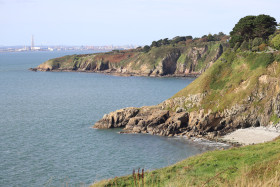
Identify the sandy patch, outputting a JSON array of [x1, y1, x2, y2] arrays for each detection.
[[221, 126, 280, 145]]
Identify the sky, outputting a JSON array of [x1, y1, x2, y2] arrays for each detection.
[[0, 0, 279, 46]]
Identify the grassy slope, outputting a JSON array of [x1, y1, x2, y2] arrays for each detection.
[[173, 50, 280, 113], [92, 138, 280, 187]]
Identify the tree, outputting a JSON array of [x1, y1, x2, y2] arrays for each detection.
[[252, 37, 264, 48], [150, 41, 159, 48], [162, 38, 170, 45], [240, 40, 249, 51], [229, 35, 243, 47], [157, 39, 163, 46], [172, 36, 186, 44], [254, 14, 277, 39], [143, 45, 150, 53], [230, 15, 256, 41], [229, 15, 277, 48], [207, 34, 215, 41]]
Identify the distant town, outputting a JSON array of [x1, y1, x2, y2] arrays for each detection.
[[0, 35, 138, 53], [0, 45, 138, 53]]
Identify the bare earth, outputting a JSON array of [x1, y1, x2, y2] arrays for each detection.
[[221, 126, 280, 145]]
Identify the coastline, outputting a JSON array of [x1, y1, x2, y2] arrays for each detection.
[[117, 126, 280, 147], [29, 68, 201, 78]]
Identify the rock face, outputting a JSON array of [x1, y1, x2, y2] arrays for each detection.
[[94, 107, 139, 128], [32, 42, 226, 77], [94, 105, 191, 137], [151, 50, 181, 76], [93, 90, 280, 139]]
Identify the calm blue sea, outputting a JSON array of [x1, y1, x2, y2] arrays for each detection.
[[0, 51, 223, 186]]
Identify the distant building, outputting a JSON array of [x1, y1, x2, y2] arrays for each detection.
[[31, 35, 35, 50]]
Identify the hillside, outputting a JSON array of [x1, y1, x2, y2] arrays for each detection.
[[31, 41, 226, 77]]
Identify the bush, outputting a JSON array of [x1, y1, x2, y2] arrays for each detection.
[[207, 34, 215, 41], [240, 41, 249, 51], [252, 37, 264, 48], [275, 53, 280, 62], [229, 35, 243, 48], [271, 34, 280, 50], [252, 46, 259, 52], [143, 45, 150, 53], [258, 43, 267, 51], [233, 42, 241, 51]]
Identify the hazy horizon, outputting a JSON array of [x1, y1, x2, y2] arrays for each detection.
[[1, 0, 279, 46]]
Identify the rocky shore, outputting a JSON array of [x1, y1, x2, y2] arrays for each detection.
[[93, 96, 280, 145], [95, 95, 279, 139]]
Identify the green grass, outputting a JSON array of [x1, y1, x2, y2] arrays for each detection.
[[173, 50, 279, 113], [91, 138, 280, 187], [246, 53, 274, 70]]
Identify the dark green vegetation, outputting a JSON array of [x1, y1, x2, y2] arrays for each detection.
[[145, 32, 228, 52], [91, 138, 280, 187], [271, 33, 280, 50], [229, 14, 278, 51]]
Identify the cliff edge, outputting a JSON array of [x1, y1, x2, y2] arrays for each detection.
[[31, 41, 225, 77]]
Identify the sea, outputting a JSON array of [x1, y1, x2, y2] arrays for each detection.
[[0, 51, 227, 186]]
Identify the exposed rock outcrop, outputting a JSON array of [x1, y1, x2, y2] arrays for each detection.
[[94, 105, 191, 137], [94, 107, 139, 128]]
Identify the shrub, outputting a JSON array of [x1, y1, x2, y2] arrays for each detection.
[[142, 45, 150, 53], [258, 43, 267, 51], [207, 34, 215, 41], [240, 41, 249, 51], [252, 46, 259, 52], [275, 53, 280, 62], [252, 37, 264, 48], [271, 34, 280, 50], [233, 42, 241, 51]]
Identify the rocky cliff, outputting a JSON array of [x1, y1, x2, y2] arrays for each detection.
[[94, 50, 280, 140], [32, 41, 225, 77]]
